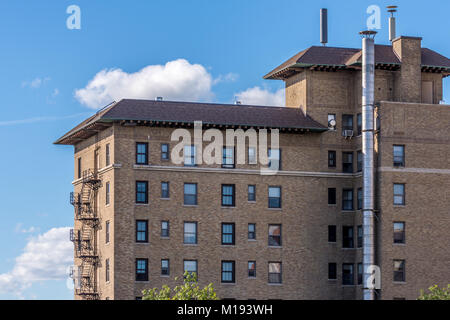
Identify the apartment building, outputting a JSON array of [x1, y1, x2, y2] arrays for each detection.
[[55, 34, 450, 300]]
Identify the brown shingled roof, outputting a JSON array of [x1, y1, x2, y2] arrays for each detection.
[[55, 99, 327, 145], [265, 44, 450, 79]]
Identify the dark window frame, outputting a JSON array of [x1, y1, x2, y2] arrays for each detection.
[[161, 221, 170, 238], [221, 261, 236, 283], [393, 145, 405, 167], [393, 260, 406, 282], [77, 157, 82, 179], [221, 223, 235, 245], [221, 184, 236, 207], [328, 225, 337, 243], [248, 261, 256, 278], [357, 225, 363, 248], [248, 223, 256, 240], [136, 181, 149, 204], [222, 146, 235, 169], [328, 151, 336, 168], [161, 143, 170, 161], [357, 113, 362, 136], [105, 143, 110, 166], [357, 263, 363, 285], [268, 262, 282, 284], [328, 188, 336, 205], [136, 258, 148, 282], [136, 220, 148, 243], [105, 258, 110, 282], [184, 145, 197, 167], [184, 183, 198, 205], [183, 221, 197, 244], [342, 114, 354, 132], [393, 222, 405, 244], [357, 188, 363, 210], [105, 220, 110, 244], [268, 148, 282, 171], [342, 152, 354, 173], [357, 150, 363, 172], [328, 263, 337, 280], [342, 189, 354, 211], [248, 185, 256, 202], [161, 259, 170, 276], [136, 142, 149, 165], [161, 181, 170, 199], [105, 181, 110, 205], [342, 263, 354, 285], [394, 183, 405, 205], [268, 186, 281, 209], [343, 226, 354, 248], [268, 224, 282, 247], [184, 259, 198, 277]]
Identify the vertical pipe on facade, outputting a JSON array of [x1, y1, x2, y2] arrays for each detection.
[[361, 31, 376, 300]]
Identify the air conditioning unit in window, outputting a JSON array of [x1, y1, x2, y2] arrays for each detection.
[[343, 130, 354, 138]]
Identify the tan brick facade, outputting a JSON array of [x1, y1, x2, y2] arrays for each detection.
[[65, 35, 450, 300]]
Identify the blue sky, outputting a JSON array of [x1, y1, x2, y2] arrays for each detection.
[[0, 0, 448, 299]]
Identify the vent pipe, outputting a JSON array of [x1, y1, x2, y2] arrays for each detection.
[[320, 9, 328, 46], [360, 30, 377, 301], [387, 6, 397, 42]]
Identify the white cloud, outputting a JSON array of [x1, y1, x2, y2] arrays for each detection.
[[0, 112, 90, 127], [234, 86, 285, 106], [0, 227, 73, 297], [212, 72, 239, 85], [14, 223, 39, 234], [22, 77, 51, 89], [75, 59, 216, 109]]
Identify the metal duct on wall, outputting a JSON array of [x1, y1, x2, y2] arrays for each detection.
[[360, 30, 377, 301]]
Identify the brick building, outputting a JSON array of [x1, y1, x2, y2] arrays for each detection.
[[55, 34, 450, 300]]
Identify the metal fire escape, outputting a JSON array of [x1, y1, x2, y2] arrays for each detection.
[[69, 169, 102, 300]]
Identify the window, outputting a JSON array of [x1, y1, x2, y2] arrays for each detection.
[[161, 182, 169, 199], [342, 263, 354, 285], [136, 181, 148, 204], [328, 151, 336, 168], [221, 261, 235, 283], [268, 224, 282, 247], [328, 225, 336, 243], [105, 221, 110, 244], [161, 221, 169, 238], [161, 143, 169, 161], [357, 225, 363, 248], [268, 186, 281, 208], [328, 114, 336, 130], [328, 263, 337, 280], [394, 184, 405, 205], [222, 223, 235, 245], [342, 189, 354, 210], [184, 260, 197, 277], [248, 147, 256, 164], [184, 145, 196, 166], [342, 152, 353, 173], [248, 185, 256, 202], [248, 224, 256, 240], [161, 259, 170, 276], [343, 226, 354, 248], [357, 188, 363, 210], [357, 151, 362, 172], [105, 258, 110, 282], [328, 188, 336, 205], [342, 114, 353, 132], [136, 220, 148, 243], [105, 143, 110, 166], [268, 262, 282, 284], [105, 182, 110, 205], [136, 259, 148, 281], [221, 184, 235, 207], [77, 157, 82, 179], [357, 113, 362, 136], [136, 142, 149, 165], [268, 148, 281, 170], [393, 145, 405, 167], [393, 260, 405, 282], [184, 183, 197, 205], [184, 222, 197, 244], [357, 263, 363, 285], [248, 261, 256, 278], [222, 147, 235, 168], [394, 222, 405, 244]]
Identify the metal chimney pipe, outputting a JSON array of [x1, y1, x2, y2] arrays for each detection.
[[360, 30, 377, 301], [320, 9, 328, 46], [387, 6, 398, 42]]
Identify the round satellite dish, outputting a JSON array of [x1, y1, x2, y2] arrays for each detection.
[[328, 119, 336, 127]]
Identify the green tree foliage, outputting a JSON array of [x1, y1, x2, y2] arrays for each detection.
[[142, 271, 219, 300], [418, 284, 450, 300]]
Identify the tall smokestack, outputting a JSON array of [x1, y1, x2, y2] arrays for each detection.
[[387, 6, 398, 42], [360, 29, 377, 301], [320, 8, 328, 46]]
